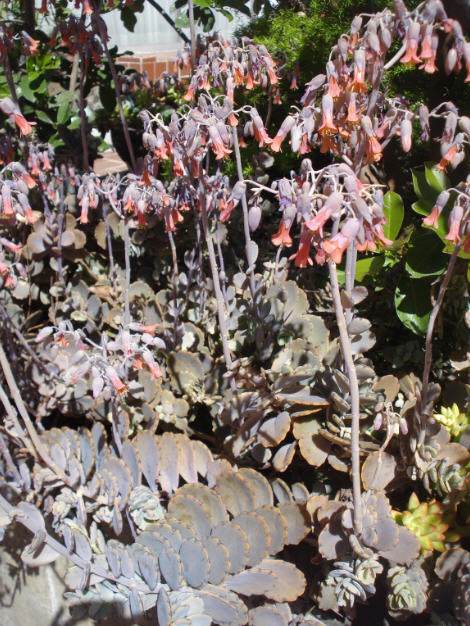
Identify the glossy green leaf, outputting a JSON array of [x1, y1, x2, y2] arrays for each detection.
[[383, 192, 404, 240], [35, 110, 53, 125], [19, 76, 36, 103], [411, 200, 433, 216], [57, 102, 71, 125], [355, 255, 385, 282], [394, 276, 432, 336], [412, 169, 438, 204], [405, 230, 447, 278], [424, 162, 449, 193]]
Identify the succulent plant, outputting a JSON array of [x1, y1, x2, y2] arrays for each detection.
[[322, 556, 383, 609], [386, 559, 428, 620], [434, 403, 470, 441], [394, 493, 459, 553]]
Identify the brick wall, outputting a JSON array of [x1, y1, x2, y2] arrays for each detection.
[[119, 51, 190, 81]]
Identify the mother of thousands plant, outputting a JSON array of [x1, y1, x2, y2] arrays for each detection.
[[0, 0, 469, 624]]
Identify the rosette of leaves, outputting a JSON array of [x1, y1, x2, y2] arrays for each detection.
[[434, 403, 470, 441], [30, 336, 94, 418], [430, 548, 470, 624], [316, 555, 383, 612], [386, 559, 428, 620], [398, 374, 470, 491], [219, 336, 330, 470], [393, 494, 459, 553], [309, 490, 420, 566]]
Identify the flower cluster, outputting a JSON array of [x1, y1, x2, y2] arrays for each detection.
[[35, 321, 166, 400], [263, 162, 390, 267], [270, 1, 468, 166], [181, 37, 279, 103]]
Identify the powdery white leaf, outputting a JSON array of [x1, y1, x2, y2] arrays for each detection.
[[272, 442, 297, 472], [257, 412, 291, 447], [256, 506, 288, 555], [134, 431, 160, 491], [206, 458, 233, 488], [175, 434, 198, 484], [21, 541, 59, 567], [158, 544, 184, 590], [298, 434, 330, 467], [101, 455, 133, 509], [271, 478, 293, 504], [249, 604, 289, 626], [202, 535, 230, 585], [277, 502, 310, 545], [177, 483, 228, 526], [215, 471, 256, 516], [225, 559, 305, 602], [136, 546, 159, 590], [231, 511, 271, 566], [159, 432, 179, 493], [191, 440, 213, 479], [35, 326, 53, 342], [121, 440, 141, 488], [180, 537, 210, 588], [156, 588, 172, 626], [168, 493, 213, 539], [211, 522, 249, 574], [361, 451, 397, 491], [237, 468, 273, 508], [197, 585, 248, 626]]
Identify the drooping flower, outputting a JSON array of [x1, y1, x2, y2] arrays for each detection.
[[362, 115, 382, 162], [436, 143, 458, 171], [400, 118, 412, 152], [445, 204, 463, 243], [290, 229, 313, 267], [400, 21, 421, 66], [14, 114, 35, 137], [271, 116, 296, 152], [350, 49, 367, 93], [271, 221, 293, 247], [106, 366, 127, 395], [346, 93, 360, 126], [318, 94, 338, 136], [423, 190, 449, 228]]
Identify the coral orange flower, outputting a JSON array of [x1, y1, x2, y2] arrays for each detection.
[[401, 21, 421, 66], [318, 94, 337, 135], [445, 205, 463, 243], [14, 114, 35, 136], [436, 144, 458, 171], [350, 50, 367, 93], [271, 221, 293, 247], [323, 232, 350, 264], [346, 93, 360, 125]]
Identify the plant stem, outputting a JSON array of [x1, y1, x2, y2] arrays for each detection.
[[328, 260, 362, 535], [102, 204, 117, 295], [102, 39, 137, 173], [0, 492, 152, 591], [79, 52, 89, 171], [198, 166, 234, 378], [3, 53, 18, 106], [344, 243, 357, 325], [232, 127, 259, 314], [56, 177, 65, 282], [147, 0, 190, 44], [123, 218, 131, 326], [0, 342, 71, 485], [188, 0, 196, 73], [422, 242, 462, 407]]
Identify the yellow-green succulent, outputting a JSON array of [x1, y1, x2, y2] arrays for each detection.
[[433, 403, 470, 440], [393, 493, 459, 553]]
